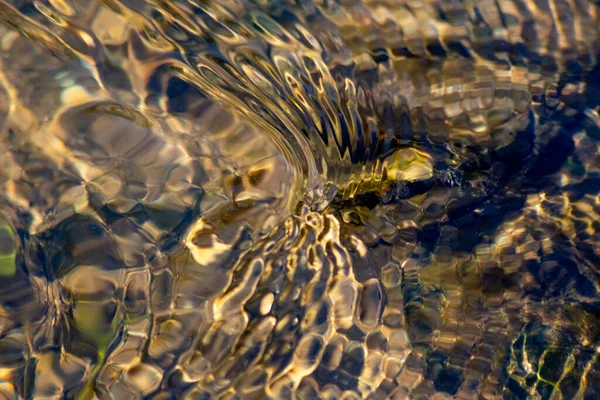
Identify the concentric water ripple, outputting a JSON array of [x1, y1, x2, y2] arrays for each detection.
[[0, 0, 599, 398]]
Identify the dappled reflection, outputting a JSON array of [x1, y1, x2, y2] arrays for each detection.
[[0, 0, 598, 398]]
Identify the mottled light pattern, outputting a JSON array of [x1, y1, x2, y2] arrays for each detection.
[[0, 0, 599, 398]]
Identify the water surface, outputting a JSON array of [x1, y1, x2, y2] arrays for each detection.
[[0, 0, 599, 398]]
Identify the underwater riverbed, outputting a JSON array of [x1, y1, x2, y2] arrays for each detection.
[[0, 0, 599, 398]]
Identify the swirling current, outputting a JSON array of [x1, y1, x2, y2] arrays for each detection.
[[0, 0, 599, 398]]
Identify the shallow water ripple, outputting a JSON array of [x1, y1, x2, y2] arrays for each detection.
[[0, 0, 599, 398]]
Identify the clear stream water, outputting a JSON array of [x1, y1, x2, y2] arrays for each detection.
[[0, 0, 599, 398]]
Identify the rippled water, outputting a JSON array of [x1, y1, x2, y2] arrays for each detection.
[[0, 0, 599, 398]]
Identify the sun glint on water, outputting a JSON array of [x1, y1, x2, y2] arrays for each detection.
[[0, 0, 599, 398]]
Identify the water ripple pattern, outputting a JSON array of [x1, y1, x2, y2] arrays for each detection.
[[0, 0, 599, 398]]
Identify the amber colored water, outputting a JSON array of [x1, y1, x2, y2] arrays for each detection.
[[0, 0, 599, 398]]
